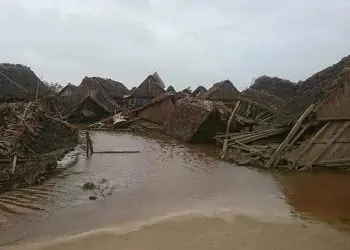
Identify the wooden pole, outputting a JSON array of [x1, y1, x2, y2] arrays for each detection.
[[292, 121, 331, 169], [11, 102, 32, 173], [265, 104, 315, 169], [86, 131, 90, 156], [221, 101, 240, 159], [309, 121, 350, 166]]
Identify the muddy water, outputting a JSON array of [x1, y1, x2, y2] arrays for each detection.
[[1, 131, 350, 249]]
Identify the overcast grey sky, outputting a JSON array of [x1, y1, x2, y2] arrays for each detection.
[[0, 0, 349, 90]]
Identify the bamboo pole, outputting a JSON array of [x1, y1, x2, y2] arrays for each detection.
[[221, 101, 241, 159], [309, 121, 350, 166], [292, 121, 331, 169], [11, 102, 32, 173], [265, 104, 315, 169]]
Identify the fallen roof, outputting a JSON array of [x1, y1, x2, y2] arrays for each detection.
[[0, 63, 49, 100], [275, 55, 350, 123]]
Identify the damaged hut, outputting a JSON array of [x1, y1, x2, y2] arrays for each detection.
[[0, 63, 49, 102], [164, 98, 233, 143], [249, 76, 297, 102], [128, 93, 176, 125], [219, 55, 350, 171], [76, 77, 129, 105], [192, 86, 207, 98], [202, 80, 240, 105], [67, 89, 120, 123], [0, 102, 78, 191], [124, 73, 166, 107]]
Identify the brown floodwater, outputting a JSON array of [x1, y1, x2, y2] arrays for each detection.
[[1, 131, 350, 249]]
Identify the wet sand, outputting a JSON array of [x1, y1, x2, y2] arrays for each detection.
[[1, 131, 350, 249], [8, 214, 350, 250]]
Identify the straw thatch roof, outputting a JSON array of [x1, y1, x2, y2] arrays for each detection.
[[0, 102, 78, 158], [250, 76, 297, 101], [0, 63, 49, 101], [152, 72, 165, 89], [202, 80, 239, 101], [275, 55, 350, 123], [77, 77, 128, 100], [67, 89, 120, 121], [239, 89, 285, 113], [192, 86, 207, 98], [57, 83, 77, 97], [125, 75, 165, 99], [166, 85, 176, 93], [163, 98, 218, 142]]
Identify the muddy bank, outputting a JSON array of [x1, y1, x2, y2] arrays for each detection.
[[7, 213, 350, 250]]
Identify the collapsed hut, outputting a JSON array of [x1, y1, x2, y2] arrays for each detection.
[[250, 76, 297, 102], [192, 86, 207, 98], [124, 73, 166, 107], [0, 102, 78, 191], [0, 63, 49, 102], [128, 93, 176, 125], [236, 89, 285, 124], [75, 77, 129, 105], [164, 98, 239, 143], [219, 55, 350, 171], [67, 89, 120, 123], [202, 80, 240, 105]]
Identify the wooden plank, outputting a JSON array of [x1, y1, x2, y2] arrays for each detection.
[[310, 121, 350, 166], [291, 121, 331, 169], [93, 150, 140, 154], [265, 104, 315, 169]]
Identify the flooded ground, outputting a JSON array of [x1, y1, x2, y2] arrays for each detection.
[[1, 131, 350, 249]]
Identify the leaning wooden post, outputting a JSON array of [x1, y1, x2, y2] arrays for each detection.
[[86, 130, 94, 154], [86, 131, 90, 156], [265, 104, 315, 169], [221, 101, 240, 159], [11, 102, 32, 173]]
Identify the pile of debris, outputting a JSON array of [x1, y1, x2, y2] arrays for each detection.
[[163, 98, 244, 143], [250, 76, 297, 102], [0, 63, 50, 102], [275, 55, 350, 124], [220, 55, 350, 171], [0, 102, 78, 191]]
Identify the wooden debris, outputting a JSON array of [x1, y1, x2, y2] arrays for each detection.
[[265, 104, 315, 169]]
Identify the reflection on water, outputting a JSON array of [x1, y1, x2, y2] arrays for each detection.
[[1, 131, 350, 248]]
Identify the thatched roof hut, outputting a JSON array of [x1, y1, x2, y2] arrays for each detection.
[[0, 63, 49, 101], [250, 76, 297, 101], [166, 85, 176, 93], [124, 74, 166, 107], [164, 98, 224, 143], [275, 55, 350, 124], [67, 89, 120, 122], [77, 77, 128, 102], [202, 80, 239, 102], [57, 83, 77, 97], [192, 86, 207, 98], [181, 88, 192, 95]]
